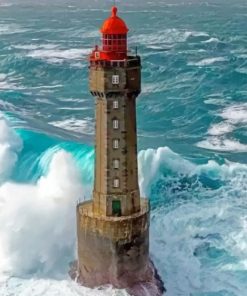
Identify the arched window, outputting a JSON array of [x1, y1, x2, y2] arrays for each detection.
[[113, 139, 119, 149], [113, 100, 119, 109], [113, 119, 119, 129], [113, 178, 120, 188], [113, 159, 120, 169]]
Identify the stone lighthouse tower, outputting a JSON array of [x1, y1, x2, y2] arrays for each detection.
[[73, 6, 164, 296]]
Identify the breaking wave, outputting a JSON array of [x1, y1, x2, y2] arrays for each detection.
[[1, 114, 247, 295]]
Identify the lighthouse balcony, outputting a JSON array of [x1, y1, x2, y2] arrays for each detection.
[[89, 55, 140, 69], [76, 198, 149, 242]]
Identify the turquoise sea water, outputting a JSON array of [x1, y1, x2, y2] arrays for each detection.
[[0, 0, 247, 295]]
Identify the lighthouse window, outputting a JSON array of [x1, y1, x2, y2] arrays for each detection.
[[113, 178, 120, 188], [113, 139, 119, 149], [113, 159, 120, 169], [94, 51, 100, 59], [113, 100, 119, 109], [113, 119, 119, 129], [112, 75, 119, 85]]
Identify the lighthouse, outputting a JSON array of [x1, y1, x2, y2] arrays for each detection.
[[72, 6, 164, 296]]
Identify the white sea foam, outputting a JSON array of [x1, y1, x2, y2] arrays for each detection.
[[0, 115, 22, 182], [70, 62, 85, 69], [188, 57, 227, 66], [0, 3, 12, 7], [129, 29, 208, 46], [204, 98, 227, 106], [138, 147, 196, 197], [81, 30, 99, 38], [0, 73, 18, 90], [186, 31, 209, 38], [202, 37, 220, 43], [0, 81, 16, 90], [0, 278, 129, 296], [50, 118, 94, 135], [138, 148, 247, 295], [0, 116, 83, 277], [142, 81, 168, 94], [58, 107, 91, 111], [0, 74, 7, 80], [151, 193, 247, 296], [27, 48, 90, 63], [220, 103, 247, 124], [0, 24, 28, 35], [207, 122, 234, 136], [231, 49, 247, 60], [14, 44, 58, 50], [237, 54, 247, 59], [196, 137, 247, 152], [236, 67, 247, 75], [201, 103, 247, 152], [0, 151, 84, 276], [143, 149, 247, 295], [57, 98, 86, 103]]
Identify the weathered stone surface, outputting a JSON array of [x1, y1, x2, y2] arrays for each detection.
[[70, 259, 165, 296], [126, 260, 165, 296], [70, 199, 165, 295], [90, 56, 142, 218], [76, 200, 149, 287]]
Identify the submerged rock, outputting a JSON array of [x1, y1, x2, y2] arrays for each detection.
[[69, 259, 165, 296]]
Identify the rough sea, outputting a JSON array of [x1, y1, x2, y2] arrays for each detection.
[[0, 0, 247, 295]]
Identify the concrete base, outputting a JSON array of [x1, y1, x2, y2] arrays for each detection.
[[69, 259, 165, 296]]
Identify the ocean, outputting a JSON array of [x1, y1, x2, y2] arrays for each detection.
[[0, 0, 247, 295]]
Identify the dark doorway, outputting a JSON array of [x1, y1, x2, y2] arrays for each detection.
[[112, 200, 121, 216]]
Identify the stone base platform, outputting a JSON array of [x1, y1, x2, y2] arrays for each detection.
[[69, 259, 165, 296], [72, 199, 165, 295]]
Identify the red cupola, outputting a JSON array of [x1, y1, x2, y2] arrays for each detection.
[[90, 6, 129, 61], [101, 6, 129, 35]]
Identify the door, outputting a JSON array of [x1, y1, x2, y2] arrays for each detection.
[[112, 200, 121, 216]]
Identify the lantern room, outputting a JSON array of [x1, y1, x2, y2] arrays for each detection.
[[90, 6, 129, 61]]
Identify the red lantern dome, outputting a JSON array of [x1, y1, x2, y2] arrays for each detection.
[[90, 6, 129, 62], [100, 6, 129, 35]]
